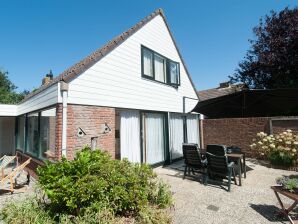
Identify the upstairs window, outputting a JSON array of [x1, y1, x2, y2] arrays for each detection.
[[142, 48, 153, 77], [154, 54, 167, 83], [168, 61, 180, 86], [141, 46, 180, 86]]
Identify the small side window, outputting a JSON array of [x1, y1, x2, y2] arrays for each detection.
[[168, 61, 180, 86], [142, 48, 154, 78], [154, 54, 167, 83]]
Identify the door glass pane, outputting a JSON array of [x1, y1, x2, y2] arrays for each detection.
[[154, 54, 166, 83], [120, 110, 141, 163], [170, 113, 184, 159], [186, 114, 199, 145], [26, 113, 39, 156], [16, 115, 25, 151], [143, 48, 153, 77], [144, 113, 165, 164], [40, 108, 56, 158]]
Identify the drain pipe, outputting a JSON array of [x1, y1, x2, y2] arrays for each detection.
[[60, 81, 69, 158]]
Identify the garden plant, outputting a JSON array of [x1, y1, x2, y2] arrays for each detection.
[[0, 147, 173, 224], [250, 129, 298, 167]]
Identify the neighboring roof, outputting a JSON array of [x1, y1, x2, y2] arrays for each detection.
[[197, 83, 247, 101], [20, 8, 198, 104], [193, 89, 298, 118]]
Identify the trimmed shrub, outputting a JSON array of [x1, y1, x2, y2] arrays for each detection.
[[37, 146, 173, 217], [250, 130, 298, 166]]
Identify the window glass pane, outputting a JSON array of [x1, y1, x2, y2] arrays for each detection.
[[16, 116, 25, 150], [154, 54, 166, 83], [40, 108, 56, 158], [143, 48, 153, 77], [170, 62, 179, 84], [26, 113, 39, 156]]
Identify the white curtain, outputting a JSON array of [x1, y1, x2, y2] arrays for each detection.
[[154, 54, 165, 82], [120, 110, 141, 163], [143, 49, 153, 77], [145, 113, 165, 164], [170, 113, 184, 159], [186, 114, 199, 145]]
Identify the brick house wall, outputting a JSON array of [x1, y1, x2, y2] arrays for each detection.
[[202, 116, 298, 156], [66, 104, 116, 160]]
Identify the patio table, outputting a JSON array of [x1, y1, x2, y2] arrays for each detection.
[[227, 153, 246, 186], [271, 186, 298, 224]]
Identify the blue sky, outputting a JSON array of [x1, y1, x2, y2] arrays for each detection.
[[0, 0, 297, 92]]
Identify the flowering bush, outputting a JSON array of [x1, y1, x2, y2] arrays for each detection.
[[250, 129, 298, 167]]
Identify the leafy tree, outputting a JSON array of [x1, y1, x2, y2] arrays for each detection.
[[0, 69, 28, 104], [230, 7, 298, 89]]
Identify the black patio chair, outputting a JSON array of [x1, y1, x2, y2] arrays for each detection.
[[206, 144, 227, 156], [182, 144, 207, 182], [205, 151, 237, 192]]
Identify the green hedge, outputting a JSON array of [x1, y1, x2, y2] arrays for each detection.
[[36, 146, 172, 218]]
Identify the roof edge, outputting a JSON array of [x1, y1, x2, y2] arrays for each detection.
[[20, 8, 199, 103]]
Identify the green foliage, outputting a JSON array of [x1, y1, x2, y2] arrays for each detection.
[[137, 206, 172, 224], [0, 69, 28, 104], [0, 197, 172, 224], [230, 7, 298, 89], [37, 146, 173, 217], [0, 197, 54, 224], [250, 130, 298, 167], [276, 177, 298, 193], [268, 150, 294, 167], [150, 182, 173, 209]]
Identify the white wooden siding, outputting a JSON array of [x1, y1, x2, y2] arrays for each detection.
[[17, 83, 59, 115], [0, 104, 17, 116], [67, 15, 198, 113]]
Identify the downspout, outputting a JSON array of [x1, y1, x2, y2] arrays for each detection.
[[60, 81, 69, 158]]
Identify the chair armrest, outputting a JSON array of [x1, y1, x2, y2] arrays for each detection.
[[201, 158, 207, 165], [201, 152, 206, 160], [228, 162, 235, 168]]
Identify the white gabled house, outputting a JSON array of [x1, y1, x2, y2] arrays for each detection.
[[0, 9, 199, 174]]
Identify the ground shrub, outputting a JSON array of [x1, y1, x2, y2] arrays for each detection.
[[0, 197, 54, 224], [0, 146, 172, 224], [250, 130, 298, 166], [1, 147, 173, 223], [0, 197, 172, 224]]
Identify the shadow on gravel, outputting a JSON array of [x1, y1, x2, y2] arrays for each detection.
[[250, 203, 291, 223]]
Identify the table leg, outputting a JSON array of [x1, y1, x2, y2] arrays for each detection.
[[238, 158, 242, 186], [274, 190, 298, 224], [243, 154, 246, 178]]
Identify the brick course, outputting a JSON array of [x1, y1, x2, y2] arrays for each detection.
[[202, 117, 298, 156]]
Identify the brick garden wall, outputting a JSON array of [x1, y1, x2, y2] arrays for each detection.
[[66, 104, 116, 160], [202, 117, 298, 156]]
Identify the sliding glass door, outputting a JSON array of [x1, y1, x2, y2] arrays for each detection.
[[170, 113, 184, 159], [142, 112, 166, 165]]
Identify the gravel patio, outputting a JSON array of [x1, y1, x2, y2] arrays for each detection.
[[0, 159, 298, 224], [155, 159, 298, 224]]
